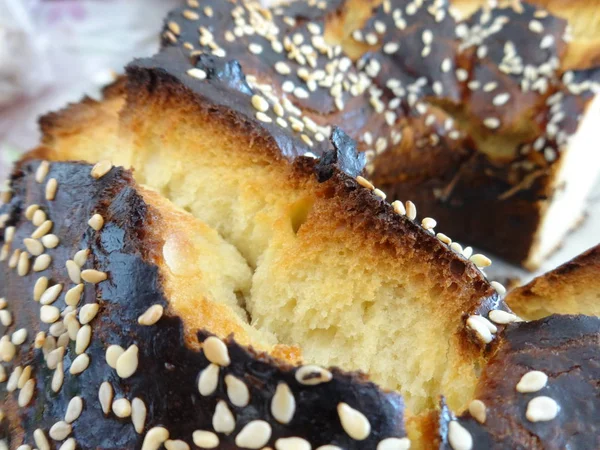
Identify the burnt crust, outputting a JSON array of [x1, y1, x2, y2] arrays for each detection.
[[438, 315, 600, 449], [0, 160, 410, 449]]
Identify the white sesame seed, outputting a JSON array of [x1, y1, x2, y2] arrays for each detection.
[[31, 220, 53, 239], [198, 363, 219, 396], [45, 178, 58, 201], [41, 234, 59, 248], [65, 284, 84, 307], [421, 217, 437, 229], [225, 374, 250, 407], [275, 61, 291, 75], [88, 213, 104, 231], [493, 93, 510, 106], [34, 429, 50, 450], [138, 304, 164, 326], [212, 400, 236, 434], [106, 344, 125, 369], [99, 381, 113, 415], [132, 397, 147, 434], [462, 246, 473, 259], [517, 370, 548, 393], [490, 281, 506, 295], [488, 309, 518, 324], [3, 227, 14, 244], [0, 336, 16, 362], [391, 200, 406, 216], [466, 315, 493, 343], [373, 189, 386, 200], [59, 438, 76, 450], [8, 249, 20, 269], [249, 43, 263, 54], [18, 365, 32, 389], [7, 366, 22, 392], [275, 437, 311, 450], [540, 35, 554, 49], [47, 346, 65, 370], [468, 399, 486, 423], [252, 95, 269, 112], [35, 161, 50, 183], [383, 42, 400, 54], [40, 283, 63, 305], [74, 249, 89, 267], [529, 20, 544, 33], [116, 344, 139, 378], [441, 58, 452, 73], [405, 201, 417, 220], [33, 254, 52, 272], [18, 378, 35, 407], [49, 421, 72, 440], [526, 396, 559, 422], [448, 420, 472, 450], [40, 305, 60, 324], [11, 328, 27, 346], [271, 382, 295, 424], [51, 363, 64, 392], [79, 303, 100, 324], [142, 427, 170, 450], [81, 269, 107, 284], [295, 364, 332, 385], [470, 253, 492, 267], [203, 336, 230, 366], [356, 176, 374, 190], [65, 396, 83, 423], [294, 87, 309, 99], [91, 160, 113, 179], [187, 68, 207, 80], [182, 9, 199, 20], [113, 398, 132, 418], [167, 21, 180, 35], [235, 420, 272, 448], [377, 437, 411, 450], [0, 310, 11, 327], [31, 209, 45, 225], [165, 440, 190, 450], [338, 402, 371, 440], [193, 430, 220, 449], [23, 238, 43, 256], [69, 353, 90, 375], [34, 331, 46, 349], [456, 68, 468, 81], [75, 325, 91, 354], [256, 112, 272, 123]]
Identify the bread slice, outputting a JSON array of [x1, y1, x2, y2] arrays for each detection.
[[0, 160, 407, 448], [506, 244, 600, 320]]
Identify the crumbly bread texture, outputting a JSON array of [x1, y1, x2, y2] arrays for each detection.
[[506, 244, 600, 320], [0, 160, 407, 449], [439, 315, 600, 449]]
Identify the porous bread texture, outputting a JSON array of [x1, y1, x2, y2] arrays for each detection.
[[507, 244, 600, 320], [37, 74, 497, 417]]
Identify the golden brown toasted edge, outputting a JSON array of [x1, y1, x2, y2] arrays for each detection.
[[437, 314, 600, 449], [506, 244, 600, 319], [0, 158, 412, 449]]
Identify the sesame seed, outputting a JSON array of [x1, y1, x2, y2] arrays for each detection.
[[31, 220, 53, 239], [41, 234, 59, 248], [63, 260, 81, 284], [276, 118, 288, 128], [106, 344, 125, 368], [138, 304, 164, 326], [167, 21, 180, 35], [301, 134, 314, 146], [235, 421, 272, 448], [383, 42, 399, 54], [33, 254, 52, 272], [373, 189, 386, 200], [99, 381, 113, 415], [88, 213, 104, 231], [516, 370, 548, 393], [461, 246, 472, 259], [441, 58, 452, 73], [490, 281, 506, 295], [34, 331, 46, 349], [65, 396, 83, 423], [0, 337, 16, 362], [74, 249, 89, 267], [65, 284, 84, 307], [49, 321, 66, 337], [249, 43, 263, 54], [392, 200, 406, 215], [378, 438, 411, 450], [187, 68, 207, 80], [23, 238, 44, 256], [225, 374, 250, 407], [142, 427, 170, 450], [526, 396, 559, 422], [275, 61, 291, 74], [59, 438, 76, 450], [448, 421, 472, 450], [182, 9, 199, 20], [49, 421, 72, 440], [11, 328, 27, 346], [81, 269, 107, 284], [165, 440, 190, 450], [271, 382, 296, 424], [405, 201, 417, 220], [34, 429, 50, 450], [488, 309, 518, 324], [8, 249, 20, 269], [252, 95, 269, 112], [294, 87, 309, 99], [113, 398, 132, 418], [356, 176, 374, 190], [40, 284, 63, 305], [436, 233, 451, 245], [17, 365, 31, 389], [456, 69, 468, 81], [69, 353, 90, 375], [275, 437, 311, 450], [483, 117, 501, 129], [116, 344, 139, 378], [338, 403, 371, 440], [79, 303, 100, 324], [18, 378, 35, 408], [421, 217, 437, 229], [91, 160, 113, 179], [4, 226, 15, 243], [40, 305, 60, 324], [203, 336, 230, 366], [6, 366, 22, 391], [45, 178, 58, 200], [198, 363, 220, 396], [468, 399, 486, 423], [46, 346, 65, 370], [212, 400, 236, 434], [470, 253, 492, 268], [256, 112, 272, 123], [35, 162, 50, 183], [466, 315, 493, 343], [132, 397, 147, 434], [17, 251, 30, 276], [493, 93, 510, 106], [294, 364, 332, 386], [529, 20, 544, 33], [192, 430, 220, 449], [540, 35, 554, 49], [75, 325, 91, 354]]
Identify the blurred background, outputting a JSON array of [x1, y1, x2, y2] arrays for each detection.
[[0, 0, 598, 284]]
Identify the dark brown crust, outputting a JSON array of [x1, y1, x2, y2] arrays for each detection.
[[0, 160, 408, 449], [438, 315, 600, 449]]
